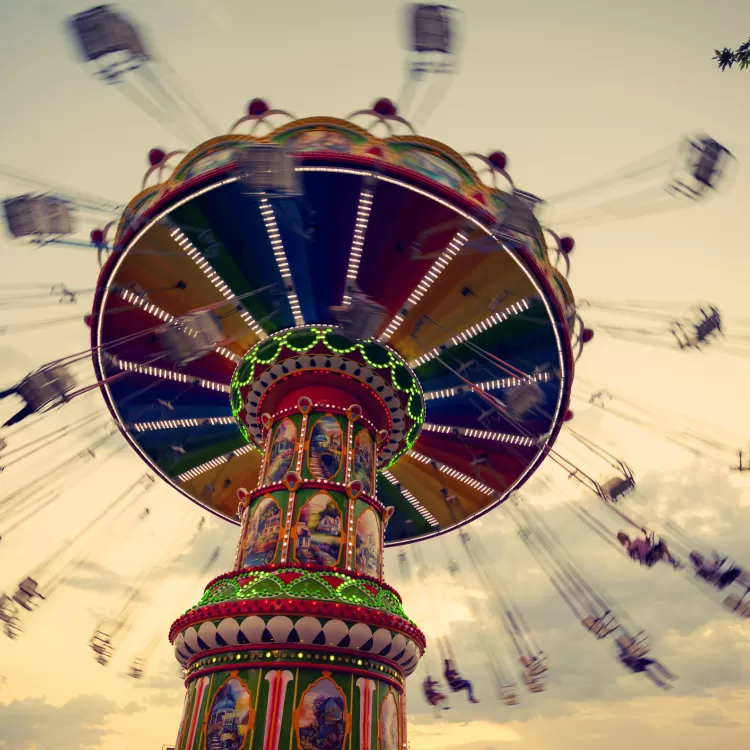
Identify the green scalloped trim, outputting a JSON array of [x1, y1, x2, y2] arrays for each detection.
[[229, 326, 426, 468], [190, 568, 416, 625]]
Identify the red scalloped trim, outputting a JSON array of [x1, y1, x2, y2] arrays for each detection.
[[203, 562, 402, 602], [248, 369, 400, 444], [168, 598, 426, 647]]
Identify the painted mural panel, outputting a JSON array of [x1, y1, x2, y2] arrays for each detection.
[[308, 415, 344, 481], [204, 676, 253, 750], [352, 429, 374, 495], [399, 148, 462, 192], [183, 147, 236, 181], [355, 508, 380, 578], [265, 417, 297, 485], [242, 496, 281, 567], [295, 492, 343, 566], [285, 129, 354, 153], [379, 691, 399, 750], [296, 676, 348, 750]]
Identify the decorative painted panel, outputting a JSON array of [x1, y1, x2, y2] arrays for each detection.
[[308, 415, 344, 481], [294, 492, 344, 566], [265, 417, 297, 485], [355, 507, 380, 578], [204, 675, 254, 750], [294, 674, 350, 750], [379, 690, 400, 750], [242, 496, 282, 567], [352, 428, 375, 495]]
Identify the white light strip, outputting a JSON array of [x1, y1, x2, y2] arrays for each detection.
[[115, 288, 172, 323], [381, 469, 440, 527], [343, 188, 374, 305], [379, 231, 467, 342], [424, 370, 552, 400], [408, 450, 496, 496], [410, 296, 535, 367], [132, 417, 236, 432], [113, 288, 240, 364], [177, 443, 255, 482], [103, 353, 230, 392], [169, 227, 266, 337], [422, 423, 535, 447], [259, 198, 304, 326]]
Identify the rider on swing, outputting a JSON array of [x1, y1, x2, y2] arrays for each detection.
[[423, 676, 449, 710], [616, 643, 678, 690], [617, 528, 682, 569], [444, 659, 480, 704], [689, 551, 745, 590]]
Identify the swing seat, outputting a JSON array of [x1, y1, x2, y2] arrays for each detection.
[[616, 635, 650, 658], [520, 654, 548, 675], [722, 595, 750, 618], [523, 677, 545, 693], [581, 616, 616, 638], [601, 475, 635, 502], [502, 694, 519, 706]]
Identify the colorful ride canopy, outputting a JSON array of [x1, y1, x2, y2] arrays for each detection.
[[90, 115, 575, 544]]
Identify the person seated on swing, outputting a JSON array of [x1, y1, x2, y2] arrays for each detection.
[[443, 659, 480, 704], [617, 529, 682, 569], [689, 551, 744, 590], [616, 643, 677, 690], [423, 676, 448, 709]]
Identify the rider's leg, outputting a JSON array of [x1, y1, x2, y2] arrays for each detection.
[[644, 669, 671, 689], [3, 404, 34, 427], [651, 661, 678, 680]]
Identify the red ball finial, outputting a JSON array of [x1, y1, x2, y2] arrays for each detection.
[[90, 229, 105, 246], [563, 409, 574, 422], [148, 148, 166, 167], [559, 236, 575, 254], [488, 151, 507, 171], [373, 98, 397, 117], [247, 98, 269, 116], [581, 328, 595, 344]]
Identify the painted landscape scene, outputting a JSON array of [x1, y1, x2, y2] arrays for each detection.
[[265, 417, 297, 485], [296, 492, 343, 566], [308, 415, 343, 481], [243, 497, 281, 567]]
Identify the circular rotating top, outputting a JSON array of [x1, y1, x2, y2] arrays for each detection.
[[90, 113, 575, 544]]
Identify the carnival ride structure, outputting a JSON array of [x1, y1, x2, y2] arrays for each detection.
[[0, 3, 748, 749]]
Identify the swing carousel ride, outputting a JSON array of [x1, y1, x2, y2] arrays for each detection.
[[0, 3, 749, 748]]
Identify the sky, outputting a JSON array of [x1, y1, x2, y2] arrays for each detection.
[[1, 0, 750, 749]]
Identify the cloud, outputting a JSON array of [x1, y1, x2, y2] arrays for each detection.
[[147, 691, 183, 708], [691, 708, 741, 728], [393, 459, 750, 730], [0, 695, 119, 750], [409, 719, 521, 749], [62, 560, 125, 594], [122, 701, 144, 716]]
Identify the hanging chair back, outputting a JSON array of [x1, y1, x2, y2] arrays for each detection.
[[3, 195, 74, 238], [69, 5, 149, 63]]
